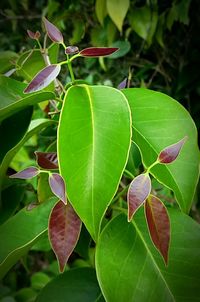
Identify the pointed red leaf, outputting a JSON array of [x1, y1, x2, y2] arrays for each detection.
[[49, 201, 82, 272], [27, 30, 41, 40], [145, 195, 170, 265], [35, 151, 58, 169], [127, 173, 151, 221], [43, 17, 63, 43], [158, 136, 188, 164], [9, 167, 39, 179], [65, 46, 79, 55], [118, 78, 127, 90], [79, 47, 119, 57], [49, 173, 67, 204], [24, 64, 61, 93]]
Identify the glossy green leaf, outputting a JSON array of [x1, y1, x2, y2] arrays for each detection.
[[58, 85, 131, 240], [0, 75, 55, 121], [107, 0, 129, 32], [123, 88, 199, 213], [129, 6, 158, 46], [0, 119, 57, 190], [0, 198, 57, 279], [36, 267, 103, 302], [96, 209, 200, 301], [95, 0, 107, 25]]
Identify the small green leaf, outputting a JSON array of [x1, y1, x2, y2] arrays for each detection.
[[107, 0, 129, 32], [95, 0, 107, 25]]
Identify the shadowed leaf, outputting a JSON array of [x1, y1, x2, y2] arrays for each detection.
[[27, 30, 41, 40], [158, 136, 188, 164], [9, 167, 39, 179], [49, 201, 82, 272], [35, 151, 58, 169], [24, 64, 61, 93], [127, 173, 151, 221], [145, 195, 170, 265], [79, 47, 119, 57], [49, 173, 67, 204], [43, 17, 63, 43]]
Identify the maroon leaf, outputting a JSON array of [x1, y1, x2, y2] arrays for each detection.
[[49, 201, 82, 272], [127, 173, 151, 221], [24, 64, 61, 93], [158, 136, 188, 164], [27, 30, 41, 40], [35, 151, 58, 169], [79, 47, 119, 57], [9, 167, 39, 179], [43, 17, 63, 43], [118, 78, 127, 89], [145, 195, 170, 265], [49, 173, 67, 205], [65, 46, 79, 55]]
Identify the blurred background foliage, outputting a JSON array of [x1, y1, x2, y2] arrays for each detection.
[[0, 0, 200, 301]]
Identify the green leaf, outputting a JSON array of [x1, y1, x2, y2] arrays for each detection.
[[122, 88, 199, 213], [107, 0, 129, 32], [36, 267, 103, 302], [0, 75, 55, 121], [0, 107, 33, 163], [109, 40, 131, 59], [95, 0, 107, 26], [0, 51, 18, 73], [0, 119, 57, 190], [96, 209, 200, 301], [129, 6, 158, 46], [58, 85, 131, 240], [0, 198, 57, 279]]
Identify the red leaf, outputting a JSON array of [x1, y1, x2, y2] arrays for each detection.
[[24, 64, 61, 93], [27, 30, 41, 40], [9, 166, 39, 179], [35, 151, 58, 169], [49, 201, 82, 272], [145, 195, 170, 265], [158, 136, 188, 164], [49, 173, 67, 204], [127, 173, 151, 221], [43, 17, 63, 43], [79, 47, 119, 57]]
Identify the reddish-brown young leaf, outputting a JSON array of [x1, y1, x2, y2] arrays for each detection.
[[127, 173, 151, 221], [145, 195, 170, 265], [9, 166, 39, 179], [24, 64, 61, 93], [49, 201, 82, 272], [49, 173, 67, 205], [158, 136, 188, 164], [43, 17, 63, 43], [65, 46, 79, 55], [35, 151, 58, 169], [27, 30, 41, 40], [79, 47, 119, 57]]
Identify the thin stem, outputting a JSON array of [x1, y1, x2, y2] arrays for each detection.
[[112, 185, 129, 203], [146, 160, 159, 173], [124, 169, 135, 179], [67, 57, 75, 83]]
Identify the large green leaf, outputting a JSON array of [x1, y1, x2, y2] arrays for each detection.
[[0, 198, 57, 279], [0, 75, 55, 121], [0, 119, 57, 191], [58, 85, 131, 240], [36, 267, 104, 302], [96, 209, 200, 301], [123, 88, 199, 213]]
